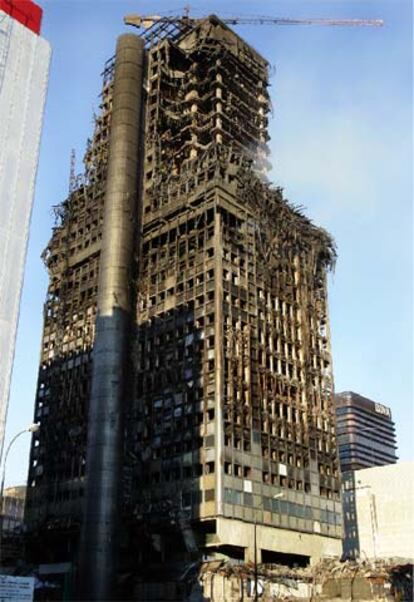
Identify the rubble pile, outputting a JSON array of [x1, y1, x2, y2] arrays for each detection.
[[183, 558, 413, 601]]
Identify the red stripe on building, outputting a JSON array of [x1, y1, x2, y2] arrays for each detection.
[[0, 0, 43, 35]]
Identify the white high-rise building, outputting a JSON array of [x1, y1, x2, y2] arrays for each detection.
[[342, 463, 414, 561], [0, 0, 51, 461]]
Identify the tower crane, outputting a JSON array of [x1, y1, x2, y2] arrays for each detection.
[[124, 13, 384, 31]]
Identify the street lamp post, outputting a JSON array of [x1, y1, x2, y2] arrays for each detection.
[[253, 492, 284, 602], [253, 511, 258, 602], [0, 423, 39, 565]]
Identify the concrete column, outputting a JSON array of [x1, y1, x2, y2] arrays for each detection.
[[77, 33, 144, 601]]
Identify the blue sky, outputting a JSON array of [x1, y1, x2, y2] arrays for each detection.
[[4, 0, 412, 486]]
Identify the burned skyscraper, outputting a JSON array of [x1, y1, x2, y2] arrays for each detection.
[[25, 15, 342, 598]]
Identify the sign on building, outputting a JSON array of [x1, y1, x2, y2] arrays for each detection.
[[374, 403, 391, 418], [0, 575, 34, 601]]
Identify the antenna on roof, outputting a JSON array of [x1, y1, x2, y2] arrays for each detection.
[[69, 149, 76, 195]]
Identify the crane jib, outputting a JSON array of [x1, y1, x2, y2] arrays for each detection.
[[123, 14, 384, 29]]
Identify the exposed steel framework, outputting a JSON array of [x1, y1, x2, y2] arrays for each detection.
[[25, 15, 343, 599]]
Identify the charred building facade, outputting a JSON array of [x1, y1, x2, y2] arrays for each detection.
[[25, 15, 342, 594]]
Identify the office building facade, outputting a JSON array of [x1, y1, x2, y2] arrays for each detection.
[[335, 391, 397, 472], [342, 463, 414, 561], [0, 0, 51, 461]]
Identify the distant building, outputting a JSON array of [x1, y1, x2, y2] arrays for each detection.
[[335, 391, 397, 472], [1, 485, 25, 532], [0, 0, 51, 461], [342, 463, 414, 561], [0, 485, 26, 563]]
